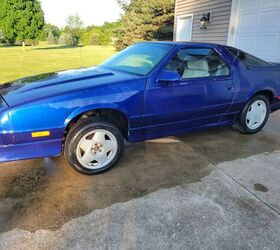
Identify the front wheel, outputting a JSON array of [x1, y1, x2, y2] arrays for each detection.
[[236, 95, 270, 134], [65, 118, 124, 175]]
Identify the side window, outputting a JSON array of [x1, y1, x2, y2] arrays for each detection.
[[227, 48, 270, 67], [165, 48, 230, 79]]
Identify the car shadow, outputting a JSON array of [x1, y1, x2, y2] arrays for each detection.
[[34, 45, 84, 50]]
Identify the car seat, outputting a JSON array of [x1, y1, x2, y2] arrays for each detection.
[[182, 59, 210, 78]]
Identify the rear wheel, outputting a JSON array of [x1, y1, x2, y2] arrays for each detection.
[[236, 95, 270, 134], [65, 118, 124, 175]]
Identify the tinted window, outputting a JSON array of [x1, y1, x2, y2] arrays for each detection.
[[227, 48, 270, 67], [101, 43, 174, 75], [165, 48, 230, 79]]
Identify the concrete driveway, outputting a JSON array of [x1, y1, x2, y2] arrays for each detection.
[[0, 111, 280, 249]]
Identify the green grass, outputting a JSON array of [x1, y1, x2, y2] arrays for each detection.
[[0, 43, 116, 84]]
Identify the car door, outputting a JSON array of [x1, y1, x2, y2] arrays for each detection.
[[143, 47, 235, 137]]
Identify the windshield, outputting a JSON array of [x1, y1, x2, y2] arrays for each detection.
[[101, 43, 174, 75]]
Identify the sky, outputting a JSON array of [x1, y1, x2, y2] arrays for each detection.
[[41, 0, 122, 27]]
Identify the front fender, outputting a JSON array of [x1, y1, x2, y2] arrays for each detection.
[[64, 103, 129, 128], [0, 111, 14, 145]]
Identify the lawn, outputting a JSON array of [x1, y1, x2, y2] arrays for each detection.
[[0, 43, 116, 84]]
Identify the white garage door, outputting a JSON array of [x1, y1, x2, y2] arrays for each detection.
[[229, 0, 280, 62]]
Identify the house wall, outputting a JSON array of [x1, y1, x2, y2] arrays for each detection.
[[174, 0, 232, 44]]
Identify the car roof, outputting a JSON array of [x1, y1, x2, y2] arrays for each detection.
[[138, 41, 223, 48]]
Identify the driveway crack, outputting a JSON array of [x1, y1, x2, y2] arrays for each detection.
[[205, 156, 280, 218]]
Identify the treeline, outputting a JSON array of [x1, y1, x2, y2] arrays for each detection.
[[39, 20, 120, 46], [50, 0, 175, 49], [0, 0, 175, 49]]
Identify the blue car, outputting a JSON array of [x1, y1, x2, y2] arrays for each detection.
[[1, 42, 280, 174]]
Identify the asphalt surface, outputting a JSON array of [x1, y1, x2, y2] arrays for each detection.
[[0, 111, 280, 249]]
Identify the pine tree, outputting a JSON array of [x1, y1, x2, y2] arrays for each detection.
[[47, 31, 56, 45], [115, 0, 175, 50]]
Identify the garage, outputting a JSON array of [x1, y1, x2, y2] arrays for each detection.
[[174, 0, 280, 62], [228, 0, 280, 62]]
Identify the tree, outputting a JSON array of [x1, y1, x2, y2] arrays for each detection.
[[0, 0, 44, 45], [39, 23, 61, 41], [115, 0, 175, 50], [0, 29, 5, 43], [117, 0, 130, 11], [58, 33, 66, 45], [47, 31, 56, 45], [81, 24, 116, 46], [64, 14, 83, 46]]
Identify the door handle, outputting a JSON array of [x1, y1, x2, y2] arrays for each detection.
[[227, 86, 234, 91]]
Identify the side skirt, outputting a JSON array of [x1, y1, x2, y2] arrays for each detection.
[[128, 120, 235, 142]]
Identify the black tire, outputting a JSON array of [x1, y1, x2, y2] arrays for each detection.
[[64, 117, 124, 175], [236, 95, 270, 134]]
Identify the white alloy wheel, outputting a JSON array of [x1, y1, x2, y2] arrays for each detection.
[[245, 100, 267, 130], [76, 129, 118, 170]]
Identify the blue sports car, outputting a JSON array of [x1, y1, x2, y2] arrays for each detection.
[[1, 42, 280, 174]]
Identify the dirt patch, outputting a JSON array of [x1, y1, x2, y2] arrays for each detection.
[[3, 169, 48, 198]]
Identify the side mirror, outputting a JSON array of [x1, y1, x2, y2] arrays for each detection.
[[157, 70, 181, 86]]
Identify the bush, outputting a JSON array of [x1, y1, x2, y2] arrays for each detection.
[[58, 33, 77, 46]]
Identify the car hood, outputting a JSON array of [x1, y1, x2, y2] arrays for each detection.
[[0, 66, 141, 107]]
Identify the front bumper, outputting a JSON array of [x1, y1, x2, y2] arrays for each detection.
[[0, 139, 62, 163], [271, 97, 280, 113]]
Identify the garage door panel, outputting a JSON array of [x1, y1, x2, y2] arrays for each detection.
[[238, 13, 257, 31], [277, 37, 280, 52], [261, 0, 280, 8], [255, 36, 276, 52], [258, 11, 279, 30], [239, 0, 262, 11], [235, 35, 255, 52]]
